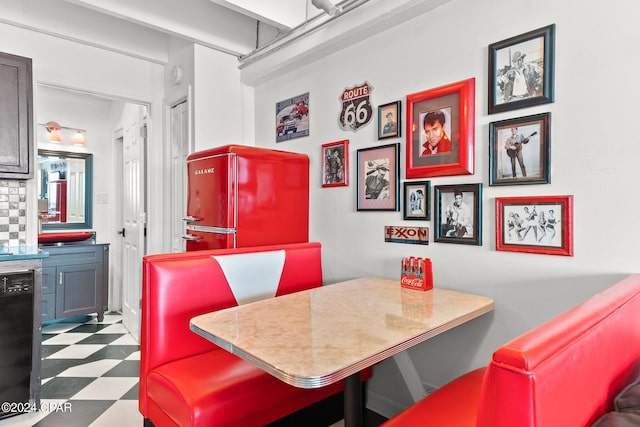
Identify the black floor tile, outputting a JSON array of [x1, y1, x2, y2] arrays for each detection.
[[121, 382, 139, 400], [41, 358, 89, 379], [40, 377, 95, 399], [34, 400, 115, 426], [66, 323, 113, 334], [77, 333, 125, 345], [41, 345, 67, 358], [102, 360, 140, 377], [84, 345, 139, 362]]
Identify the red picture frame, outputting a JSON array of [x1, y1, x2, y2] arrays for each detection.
[[406, 78, 475, 178], [495, 195, 573, 256], [321, 140, 349, 187]]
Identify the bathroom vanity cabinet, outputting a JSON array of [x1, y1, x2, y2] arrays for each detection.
[[41, 243, 109, 322]]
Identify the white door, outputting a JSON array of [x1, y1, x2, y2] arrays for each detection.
[[170, 100, 190, 253], [122, 106, 147, 342]]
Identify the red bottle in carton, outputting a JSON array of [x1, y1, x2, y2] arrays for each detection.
[[400, 257, 433, 291]]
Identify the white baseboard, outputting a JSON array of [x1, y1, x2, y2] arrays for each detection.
[[366, 389, 407, 420]]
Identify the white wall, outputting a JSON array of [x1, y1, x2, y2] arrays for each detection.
[[248, 0, 640, 416], [0, 21, 166, 254]]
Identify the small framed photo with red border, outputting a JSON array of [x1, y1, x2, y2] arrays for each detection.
[[322, 140, 349, 187], [496, 195, 573, 256]]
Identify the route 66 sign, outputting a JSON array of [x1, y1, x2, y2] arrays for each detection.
[[339, 82, 373, 132]]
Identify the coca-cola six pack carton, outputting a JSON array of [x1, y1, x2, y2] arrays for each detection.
[[400, 256, 433, 291]]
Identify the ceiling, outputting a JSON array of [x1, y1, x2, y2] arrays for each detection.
[[0, 0, 333, 62]]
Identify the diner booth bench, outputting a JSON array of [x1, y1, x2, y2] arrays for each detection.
[[139, 242, 365, 427], [383, 274, 640, 427]]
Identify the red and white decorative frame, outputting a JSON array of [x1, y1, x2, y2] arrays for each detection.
[[321, 139, 349, 187], [495, 195, 573, 256], [406, 78, 475, 178]]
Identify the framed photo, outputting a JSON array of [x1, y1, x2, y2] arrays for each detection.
[[495, 195, 573, 256], [378, 101, 401, 139], [357, 143, 400, 211], [406, 78, 475, 179], [488, 24, 555, 114], [403, 181, 430, 220], [322, 140, 349, 187], [434, 183, 482, 245], [489, 112, 551, 186], [275, 92, 309, 142]]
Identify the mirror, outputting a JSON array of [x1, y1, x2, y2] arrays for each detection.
[[37, 149, 93, 230]]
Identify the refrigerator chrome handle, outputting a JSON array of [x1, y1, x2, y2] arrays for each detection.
[[181, 234, 201, 241], [182, 216, 201, 222]]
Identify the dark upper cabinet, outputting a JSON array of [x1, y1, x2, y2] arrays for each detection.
[[0, 51, 33, 179]]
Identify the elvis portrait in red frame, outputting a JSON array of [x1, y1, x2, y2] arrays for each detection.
[[405, 78, 475, 179]]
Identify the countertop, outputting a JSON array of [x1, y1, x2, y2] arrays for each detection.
[[0, 246, 49, 261]]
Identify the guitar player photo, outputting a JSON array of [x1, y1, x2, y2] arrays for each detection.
[[489, 113, 551, 186]]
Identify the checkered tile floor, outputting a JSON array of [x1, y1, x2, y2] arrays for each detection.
[[0, 313, 142, 427]]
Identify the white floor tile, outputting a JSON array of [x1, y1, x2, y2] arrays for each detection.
[[125, 351, 140, 361], [109, 334, 138, 345], [58, 359, 122, 377], [42, 332, 92, 345], [42, 323, 84, 334], [88, 400, 143, 427], [88, 314, 123, 324], [70, 377, 138, 400], [47, 344, 106, 359], [96, 323, 128, 334]]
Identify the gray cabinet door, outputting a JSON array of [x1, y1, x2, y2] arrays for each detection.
[[55, 263, 103, 319], [0, 52, 33, 179]]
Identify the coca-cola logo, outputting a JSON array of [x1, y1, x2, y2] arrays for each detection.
[[401, 276, 423, 288]]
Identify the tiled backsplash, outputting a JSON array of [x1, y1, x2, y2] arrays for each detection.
[[0, 180, 27, 248]]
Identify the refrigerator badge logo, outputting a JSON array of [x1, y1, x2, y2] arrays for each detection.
[[339, 82, 373, 132], [195, 167, 215, 175]]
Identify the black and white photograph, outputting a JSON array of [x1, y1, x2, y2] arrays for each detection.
[[403, 181, 430, 220], [496, 195, 573, 256], [434, 183, 482, 245], [378, 100, 401, 139], [488, 24, 555, 114], [501, 204, 563, 248], [489, 113, 551, 186], [357, 143, 400, 211], [322, 139, 348, 187]]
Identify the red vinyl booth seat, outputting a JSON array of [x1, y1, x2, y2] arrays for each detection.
[[383, 274, 640, 427], [139, 242, 367, 427]]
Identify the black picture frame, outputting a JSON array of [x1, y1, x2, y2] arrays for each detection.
[[489, 112, 551, 186], [378, 101, 401, 140], [356, 143, 400, 211], [434, 183, 482, 245], [403, 180, 430, 220], [488, 24, 555, 114]]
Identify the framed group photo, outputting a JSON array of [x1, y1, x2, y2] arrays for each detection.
[[378, 101, 401, 140], [321, 140, 349, 187], [406, 78, 475, 179], [488, 24, 555, 114], [489, 112, 551, 186], [434, 183, 482, 245], [403, 180, 430, 220], [495, 195, 573, 256], [356, 143, 400, 211]]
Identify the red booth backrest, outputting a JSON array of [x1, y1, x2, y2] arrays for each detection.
[[139, 242, 323, 417], [477, 274, 640, 427]]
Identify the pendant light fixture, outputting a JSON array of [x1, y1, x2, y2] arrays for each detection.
[[45, 121, 62, 143]]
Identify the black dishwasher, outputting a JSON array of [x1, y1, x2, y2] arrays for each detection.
[[0, 270, 34, 420]]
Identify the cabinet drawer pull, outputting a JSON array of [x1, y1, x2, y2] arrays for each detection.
[[59, 272, 63, 285]]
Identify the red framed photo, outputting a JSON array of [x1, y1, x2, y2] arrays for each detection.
[[322, 140, 348, 187], [495, 195, 573, 256], [406, 78, 475, 178]]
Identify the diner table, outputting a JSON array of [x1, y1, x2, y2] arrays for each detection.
[[190, 277, 494, 427]]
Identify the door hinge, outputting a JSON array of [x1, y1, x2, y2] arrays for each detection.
[[140, 298, 143, 309]]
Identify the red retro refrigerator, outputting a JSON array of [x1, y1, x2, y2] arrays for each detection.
[[182, 145, 309, 251]]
